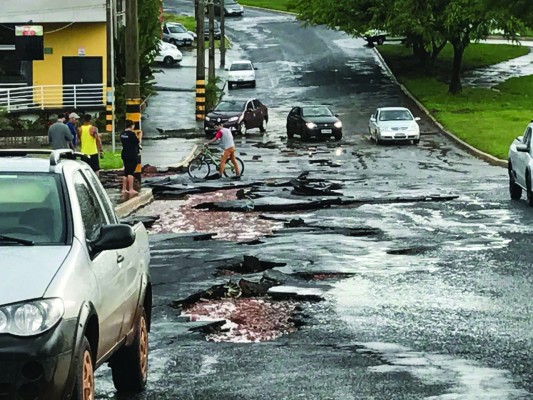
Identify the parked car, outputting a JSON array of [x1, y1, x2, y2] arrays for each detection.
[[363, 29, 388, 45], [508, 121, 533, 205], [226, 60, 257, 89], [204, 19, 222, 40], [163, 23, 194, 47], [214, 0, 244, 16], [154, 40, 183, 66], [165, 22, 196, 39], [204, 98, 268, 136], [0, 149, 152, 399], [286, 105, 343, 141], [369, 107, 421, 144]]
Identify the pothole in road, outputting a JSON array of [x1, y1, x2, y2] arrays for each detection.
[[386, 246, 434, 255], [171, 276, 317, 343], [215, 255, 287, 276], [293, 272, 355, 281]]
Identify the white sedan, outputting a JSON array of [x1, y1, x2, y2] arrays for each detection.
[[369, 107, 421, 145], [226, 60, 257, 89], [154, 40, 183, 66]]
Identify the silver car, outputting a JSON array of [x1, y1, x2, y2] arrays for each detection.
[[0, 149, 151, 399]]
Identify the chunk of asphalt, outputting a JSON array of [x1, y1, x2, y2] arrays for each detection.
[[120, 215, 160, 228], [193, 197, 343, 212], [217, 255, 287, 274], [187, 319, 227, 334], [267, 286, 325, 302]]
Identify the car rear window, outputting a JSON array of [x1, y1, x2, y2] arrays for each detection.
[[0, 173, 67, 244], [230, 63, 252, 71]]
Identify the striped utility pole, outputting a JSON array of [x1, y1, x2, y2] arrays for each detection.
[[196, 0, 206, 120], [125, 0, 142, 189]]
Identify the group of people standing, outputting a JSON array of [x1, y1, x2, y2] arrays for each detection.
[[48, 112, 103, 175], [47, 113, 142, 195]]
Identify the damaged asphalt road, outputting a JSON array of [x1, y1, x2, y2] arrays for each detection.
[[95, 4, 532, 400]]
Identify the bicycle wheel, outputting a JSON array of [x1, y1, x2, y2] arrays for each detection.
[[188, 156, 211, 179], [223, 157, 245, 177]]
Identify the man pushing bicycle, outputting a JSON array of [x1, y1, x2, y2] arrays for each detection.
[[205, 122, 241, 178]]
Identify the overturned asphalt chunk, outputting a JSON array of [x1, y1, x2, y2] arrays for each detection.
[[290, 178, 343, 196], [268, 286, 325, 302], [194, 196, 343, 212], [293, 272, 355, 281], [215, 255, 287, 276], [120, 214, 160, 229]]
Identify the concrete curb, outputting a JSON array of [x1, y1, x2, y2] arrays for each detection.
[[373, 47, 508, 168], [115, 188, 154, 218], [242, 5, 297, 16]]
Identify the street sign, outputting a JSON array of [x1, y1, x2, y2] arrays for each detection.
[[15, 25, 44, 37]]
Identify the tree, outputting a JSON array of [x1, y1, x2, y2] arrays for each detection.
[[291, 0, 524, 94]]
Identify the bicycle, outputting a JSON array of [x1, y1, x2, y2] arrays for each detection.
[[188, 145, 245, 179]]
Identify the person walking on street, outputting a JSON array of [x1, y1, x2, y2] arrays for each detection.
[[65, 112, 80, 150], [120, 119, 142, 195], [48, 115, 74, 150], [205, 123, 240, 178], [78, 114, 103, 176]]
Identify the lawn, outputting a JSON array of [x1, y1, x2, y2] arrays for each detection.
[[238, 0, 294, 12], [379, 43, 532, 160]]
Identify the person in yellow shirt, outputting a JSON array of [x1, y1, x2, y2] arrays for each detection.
[[78, 114, 103, 176]]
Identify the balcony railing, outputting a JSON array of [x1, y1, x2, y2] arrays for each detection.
[[0, 84, 105, 113]]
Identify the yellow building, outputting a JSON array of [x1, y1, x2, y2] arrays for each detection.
[[0, 0, 114, 111]]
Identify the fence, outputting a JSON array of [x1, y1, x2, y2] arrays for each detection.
[[0, 84, 105, 113]]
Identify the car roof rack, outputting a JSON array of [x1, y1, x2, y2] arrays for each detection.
[[0, 149, 89, 168]]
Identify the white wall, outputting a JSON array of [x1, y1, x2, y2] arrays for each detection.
[[0, 0, 107, 23]]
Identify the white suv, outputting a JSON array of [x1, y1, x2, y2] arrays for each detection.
[[508, 121, 533, 205]]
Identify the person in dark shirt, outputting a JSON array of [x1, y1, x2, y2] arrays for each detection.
[[65, 112, 80, 149], [120, 120, 142, 194]]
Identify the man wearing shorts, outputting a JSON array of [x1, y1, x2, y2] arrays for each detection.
[[120, 119, 142, 194], [78, 114, 103, 176], [205, 123, 240, 177]]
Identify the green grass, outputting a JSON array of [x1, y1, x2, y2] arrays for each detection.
[[100, 150, 123, 170], [238, 0, 294, 12], [379, 43, 531, 159]]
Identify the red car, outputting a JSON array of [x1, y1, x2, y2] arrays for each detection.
[[204, 98, 269, 136]]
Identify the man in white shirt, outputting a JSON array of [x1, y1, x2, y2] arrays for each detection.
[[205, 123, 241, 177]]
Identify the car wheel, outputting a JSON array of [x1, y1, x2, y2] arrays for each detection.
[[72, 337, 94, 400], [413, 138, 420, 145], [509, 164, 522, 200], [377, 36, 385, 45], [334, 132, 342, 141], [251, 80, 256, 88], [163, 56, 175, 66], [259, 118, 267, 133], [526, 171, 533, 206], [239, 121, 247, 135], [228, 82, 234, 90], [170, 39, 178, 47], [110, 309, 149, 393], [301, 129, 310, 142], [287, 129, 294, 139]]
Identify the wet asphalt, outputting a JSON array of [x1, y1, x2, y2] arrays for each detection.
[[96, 4, 533, 399]]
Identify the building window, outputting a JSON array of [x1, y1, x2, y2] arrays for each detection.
[[0, 25, 31, 86]]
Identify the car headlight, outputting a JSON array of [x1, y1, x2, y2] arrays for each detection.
[[228, 116, 239, 122], [306, 122, 317, 129], [334, 121, 342, 128], [205, 116, 210, 121], [0, 298, 64, 336]]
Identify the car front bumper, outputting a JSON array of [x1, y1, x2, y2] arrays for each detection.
[[304, 127, 342, 138], [379, 132, 419, 141], [0, 318, 77, 400], [204, 119, 240, 136]]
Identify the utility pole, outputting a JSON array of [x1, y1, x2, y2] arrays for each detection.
[[220, 0, 225, 67], [105, 0, 116, 152], [196, 0, 206, 120], [208, 0, 215, 83], [125, 0, 142, 189]]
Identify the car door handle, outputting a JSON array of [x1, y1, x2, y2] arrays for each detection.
[[117, 254, 124, 263]]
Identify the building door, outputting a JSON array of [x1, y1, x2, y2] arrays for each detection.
[[62, 56, 103, 108]]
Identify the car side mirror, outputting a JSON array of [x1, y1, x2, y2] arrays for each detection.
[[517, 144, 529, 152], [254, 67, 258, 70], [225, 68, 228, 71], [334, 114, 339, 117], [90, 224, 135, 253], [517, 136, 524, 142], [414, 117, 421, 121], [370, 116, 376, 122]]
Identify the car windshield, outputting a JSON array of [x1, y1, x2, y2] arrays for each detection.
[[0, 173, 67, 245], [379, 110, 413, 121], [214, 101, 244, 113], [168, 25, 186, 33], [302, 106, 333, 117], [230, 63, 252, 71]]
